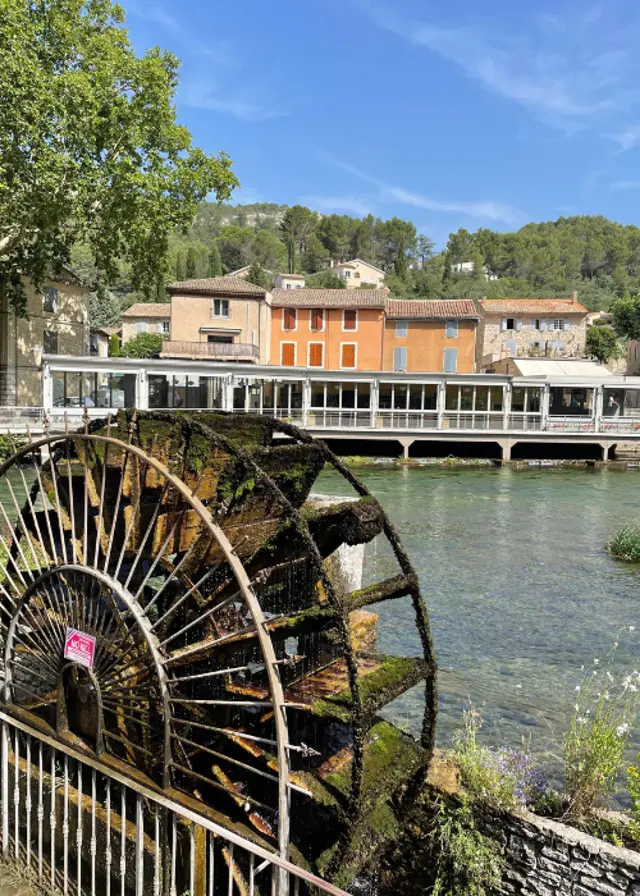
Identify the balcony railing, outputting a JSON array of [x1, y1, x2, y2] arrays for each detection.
[[161, 341, 260, 361]]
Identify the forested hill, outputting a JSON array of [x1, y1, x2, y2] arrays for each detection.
[[80, 203, 640, 326]]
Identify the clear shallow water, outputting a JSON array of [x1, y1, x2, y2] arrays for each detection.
[[316, 466, 640, 767]]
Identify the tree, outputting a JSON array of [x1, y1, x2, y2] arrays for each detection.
[[394, 246, 408, 279], [304, 271, 346, 289], [252, 230, 287, 271], [612, 294, 640, 341], [280, 206, 317, 273], [175, 252, 186, 281], [317, 215, 352, 261], [0, 0, 238, 315], [216, 226, 255, 272], [89, 288, 121, 328], [470, 246, 486, 282], [186, 247, 197, 279], [246, 262, 272, 291], [109, 333, 121, 357], [416, 235, 435, 264], [121, 331, 164, 358], [208, 244, 222, 277], [586, 326, 620, 364]]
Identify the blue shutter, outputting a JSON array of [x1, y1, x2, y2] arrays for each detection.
[[443, 347, 458, 373], [393, 347, 407, 371], [564, 319, 572, 330], [445, 319, 458, 338], [395, 319, 408, 337]]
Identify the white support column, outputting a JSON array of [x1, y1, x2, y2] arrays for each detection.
[[541, 383, 551, 431], [137, 368, 149, 411], [503, 383, 512, 430], [303, 378, 311, 427], [437, 382, 446, 429], [42, 363, 52, 414], [225, 374, 234, 412], [371, 378, 379, 428], [594, 385, 603, 433]]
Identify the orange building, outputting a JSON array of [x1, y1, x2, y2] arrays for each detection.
[[383, 300, 479, 373], [270, 289, 386, 371]]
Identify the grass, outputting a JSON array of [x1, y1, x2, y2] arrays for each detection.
[[607, 525, 640, 561]]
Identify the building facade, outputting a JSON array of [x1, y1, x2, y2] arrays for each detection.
[[478, 296, 588, 367], [0, 271, 89, 406], [383, 300, 479, 373], [332, 259, 386, 288], [274, 273, 306, 290], [121, 304, 170, 343], [163, 276, 270, 364]]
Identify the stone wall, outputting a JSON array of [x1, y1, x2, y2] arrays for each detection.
[[481, 316, 587, 364], [482, 807, 640, 896]]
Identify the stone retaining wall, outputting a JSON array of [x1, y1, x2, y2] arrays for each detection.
[[482, 808, 640, 896]]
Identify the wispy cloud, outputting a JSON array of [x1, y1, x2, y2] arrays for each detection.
[[182, 80, 289, 122], [359, 2, 640, 137], [611, 179, 640, 190], [316, 151, 525, 226], [300, 195, 375, 217], [611, 124, 640, 151]]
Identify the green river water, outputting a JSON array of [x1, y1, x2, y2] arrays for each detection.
[[316, 465, 640, 771]]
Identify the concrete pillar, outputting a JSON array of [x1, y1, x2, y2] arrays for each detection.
[[437, 382, 446, 429], [41, 362, 52, 412], [400, 438, 414, 459], [303, 377, 311, 427], [594, 385, 604, 433], [503, 383, 512, 430], [601, 442, 613, 461], [137, 368, 149, 411], [371, 379, 379, 428], [499, 439, 512, 461], [541, 384, 551, 431]]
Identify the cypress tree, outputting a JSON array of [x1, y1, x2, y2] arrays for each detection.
[[208, 244, 222, 276], [186, 246, 197, 278], [175, 252, 185, 280]]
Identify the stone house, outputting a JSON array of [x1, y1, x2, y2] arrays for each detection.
[[274, 273, 306, 290], [478, 295, 588, 369], [332, 258, 386, 289], [0, 270, 90, 406], [121, 304, 170, 344], [163, 276, 270, 363]]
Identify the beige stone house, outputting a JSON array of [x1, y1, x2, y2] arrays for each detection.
[[121, 304, 171, 343], [162, 276, 270, 363], [478, 295, 588, 369], [0, 270, 89, 406], [333, 259, 386, 289], [274, 273, 305, 290]]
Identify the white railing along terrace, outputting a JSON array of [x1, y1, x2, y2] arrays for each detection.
[[0, 710, 349, 896]]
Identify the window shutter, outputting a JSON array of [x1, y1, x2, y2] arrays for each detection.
[[540, 319, 548, 331], [284, 308, 296, 331], [443, 347, 458, 373], [344, 310, 357, 330], [515, 319, 523, 331], [393, 346, 407, 371], [564, 319, 571, 330], [281, 344, 295, 366], [341, 344, 356, 368], [311, 309, 323, 331], [501, 319, 507, 331], [445, 320, 458, 338], [395, 319, 408, 337], [309, 343, 323, 366]]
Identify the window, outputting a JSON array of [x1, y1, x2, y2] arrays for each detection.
[[341, 343, 356, 368], [308, 343, 324, 367], [343, 310, 357, 331], [535, 319, 541, 330], [136, 320, 146, 334], [343, 270, 352, 278], [162, 320, 170, 335], [286, 284, 292, 289], [505, 318, 515, 330], [443, 347, 458, 373], [213, 299, 230, 318], [395, 319, 408, 337], [310, 309, 324, 331], [283, 308, 297, 331], [552, 319, 565, 330], [393, 346, 407, 371], [445, 319, 458, 338], [354, 272, 360, 278], [281, 343, 296, 366], [43, 287, 58, 314], [43, 330, 58, 354]]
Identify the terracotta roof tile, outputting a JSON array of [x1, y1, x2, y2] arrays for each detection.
[[385, 299, 479, 319], [167, 276, 267, 297], [479, 298, 588, 315], [121, 303, 170, 319], [272, 288, 387, 309]]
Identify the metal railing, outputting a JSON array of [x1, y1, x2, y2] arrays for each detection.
[[376, 410, 438, 430], [442, 411, 505, 431], [308, 409, 373, 428], [547, 415, 595, 432], [161, 341, 260, 361], [0, 710, 349, 896]]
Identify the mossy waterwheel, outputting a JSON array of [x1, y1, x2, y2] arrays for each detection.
[[0, 410, 437, 890]]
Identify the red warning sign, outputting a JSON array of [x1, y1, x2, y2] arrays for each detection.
[[64, 627, 96, 670]]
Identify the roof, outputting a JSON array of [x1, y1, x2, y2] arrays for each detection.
[[121, 303, 170, 319], [277, 272, 306, 279], [479, 297, 588, 315], [167, 277, 267, 298], [385, 299, 479, 320], [225, 266, 251, 276], [94, 326, 121, 336], [271, 288, 387, 309], [512, 359, 613, 377], [334, 258, 385, 275]]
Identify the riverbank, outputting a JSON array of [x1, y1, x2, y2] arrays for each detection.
[[339, 455, 640, 471]]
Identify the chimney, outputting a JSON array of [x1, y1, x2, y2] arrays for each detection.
[[329, 259, 334, 269], [571, 290, 578, 304]]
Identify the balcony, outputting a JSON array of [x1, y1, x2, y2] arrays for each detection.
[[160, 341, 260, 362]]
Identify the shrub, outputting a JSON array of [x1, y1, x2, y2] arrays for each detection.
[[121, 332, 163, 359], [453, 708, 545, 810], [564, 632, 638, 820], [608, 526, 640, 562]]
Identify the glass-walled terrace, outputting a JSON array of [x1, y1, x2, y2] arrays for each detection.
[[42, 362, 640, 434]]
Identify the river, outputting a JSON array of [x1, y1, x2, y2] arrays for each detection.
[[316, 465, 640, 772]]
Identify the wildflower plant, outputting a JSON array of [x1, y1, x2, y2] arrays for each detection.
[[453, 708, 545, 810], [564, 629, 639, 820]]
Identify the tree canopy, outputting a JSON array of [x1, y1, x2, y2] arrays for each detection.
[[0, 0, 238, 314]]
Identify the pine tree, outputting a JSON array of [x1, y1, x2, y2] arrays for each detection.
[[208, 244, 222, 277], [186, 247, 197, 278], [175, 252, 185, 280]]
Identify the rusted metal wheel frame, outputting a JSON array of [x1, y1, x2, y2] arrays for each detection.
[[0, 432, 294, 865]]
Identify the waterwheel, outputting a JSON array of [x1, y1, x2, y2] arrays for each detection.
[[0, 411, 437, 891]]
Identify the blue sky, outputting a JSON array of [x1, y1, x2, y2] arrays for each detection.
[[125, 0, 640, 248]]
